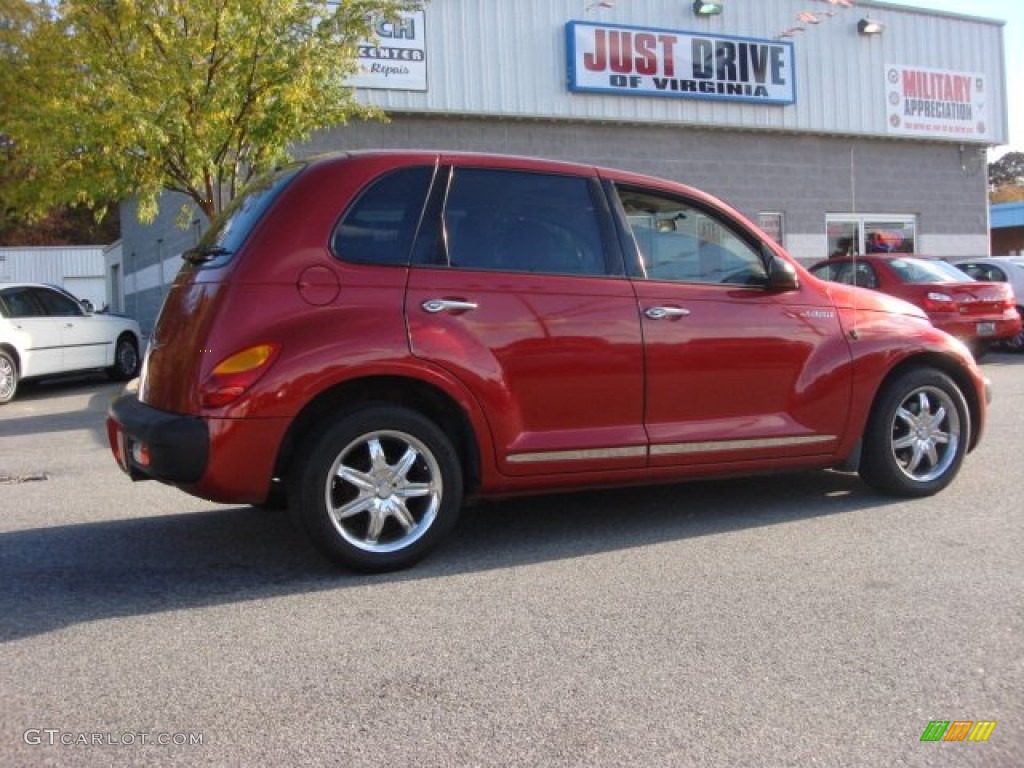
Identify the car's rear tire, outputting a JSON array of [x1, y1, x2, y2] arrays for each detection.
[[289, 405, 462, 572], [107, 334, 140, 381], [0, 350, 18, 404], [1002, 308, 1024, 352], [859, 368, 970, 497]]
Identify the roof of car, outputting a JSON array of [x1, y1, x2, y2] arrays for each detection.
[[320, 148, 732, 190], [304, 149, 740, 226], [812, 254, 938, 266], [0, 282, 62, 289], [953, 256, 1024, 264]]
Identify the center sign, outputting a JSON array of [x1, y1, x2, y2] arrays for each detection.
[[566, 21, 796, 106]]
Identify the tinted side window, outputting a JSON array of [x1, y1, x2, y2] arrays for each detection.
[[959, 263, 1005, 282], [0, 288, 45, 318], [34, 287, 83, 316], [811, 261, 877, 288], [440, 168, 607, 276], [332, 166, 434, 266], [616, 186, 767, 286]]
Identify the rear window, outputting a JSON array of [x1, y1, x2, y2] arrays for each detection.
[[888, 258, 973, 284], [183, 163, 304, 270]]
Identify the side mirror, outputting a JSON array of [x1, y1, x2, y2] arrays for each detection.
[[767, 256, 800, 292]]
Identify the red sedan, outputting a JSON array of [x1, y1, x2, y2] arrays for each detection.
[[810, 255, 1021, 356]]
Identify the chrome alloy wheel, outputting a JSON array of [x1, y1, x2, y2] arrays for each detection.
[[888, 386, 961, 483], [0, 353, 15, 402], [117, 339, 139, 376], [325, 430, 442, 554]]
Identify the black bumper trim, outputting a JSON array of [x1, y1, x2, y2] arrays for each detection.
[[109, 394, 209, 484]]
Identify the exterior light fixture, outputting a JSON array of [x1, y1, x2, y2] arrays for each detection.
[[692, 1, 724, 16], [857, 18, 885, 35]]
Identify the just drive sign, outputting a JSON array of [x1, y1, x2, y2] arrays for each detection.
[[566, 21, 795, 106]]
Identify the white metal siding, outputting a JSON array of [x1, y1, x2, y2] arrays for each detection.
[[0, 247, 105, 284], [357, 0, 1007, 144]]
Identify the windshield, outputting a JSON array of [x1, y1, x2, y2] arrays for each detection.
[[887, 257, 973, 285], [183, 163, 305, 269]]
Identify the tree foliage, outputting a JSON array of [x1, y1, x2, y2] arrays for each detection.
[[0, 204, 121, 246], [1, 0, 420, 223], [989, 151, 1024, 190]]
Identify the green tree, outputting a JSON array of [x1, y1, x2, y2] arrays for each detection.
[[989, 151, 1024, 190], [0, 0, 419, 224]]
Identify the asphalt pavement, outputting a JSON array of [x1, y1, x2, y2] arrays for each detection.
[[1, 359, 1021, 767]]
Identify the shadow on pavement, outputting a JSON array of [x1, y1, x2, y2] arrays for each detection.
[[0, 469, 891, 643], [0, 381, 121, 445]]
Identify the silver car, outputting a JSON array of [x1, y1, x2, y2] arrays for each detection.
[[0, 282, 142, 403]]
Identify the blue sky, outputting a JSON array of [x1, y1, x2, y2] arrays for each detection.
[[884, 0, 1022, 154]]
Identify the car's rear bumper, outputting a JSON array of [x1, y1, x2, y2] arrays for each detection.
[[107, 394, 286, 503], [107, 394, 209, 483], [933, 313, 1022, 342]]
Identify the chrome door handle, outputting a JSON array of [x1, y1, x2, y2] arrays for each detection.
[[422, 299, 478, 314], [644, 306, 691, 320]]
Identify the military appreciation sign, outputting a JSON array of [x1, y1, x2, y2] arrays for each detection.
[[885, 65, 990, 141], [566, 21, 795, 105]]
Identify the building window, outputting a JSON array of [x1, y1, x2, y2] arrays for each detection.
[[758, 212, 784, 246], [827, 214, 916, 259]]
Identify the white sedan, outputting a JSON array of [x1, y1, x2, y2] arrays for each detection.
[[0, 282, 142, 403]]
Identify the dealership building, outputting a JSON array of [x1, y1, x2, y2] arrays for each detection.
[[119, 0, 1008, 333]]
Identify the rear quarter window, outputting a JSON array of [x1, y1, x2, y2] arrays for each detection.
[[331, 166, 435, 266]]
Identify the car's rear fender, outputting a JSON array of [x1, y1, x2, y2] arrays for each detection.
[[272, 368, 492, 499]]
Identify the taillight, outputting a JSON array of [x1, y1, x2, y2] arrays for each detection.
[[922, 291, 954, 313], [200, 343, 280, 408]]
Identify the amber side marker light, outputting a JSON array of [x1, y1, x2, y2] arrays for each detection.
[[201, 343, 280, 408]]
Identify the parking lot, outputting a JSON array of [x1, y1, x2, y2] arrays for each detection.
[[1, 358, 1021, 767]]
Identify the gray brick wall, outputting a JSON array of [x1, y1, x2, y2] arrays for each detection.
[[123, 284, 168, 339], [120, 195, 202, 273]]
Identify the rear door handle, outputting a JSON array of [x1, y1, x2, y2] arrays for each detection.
[[644, 306, 691, 320], [422, 299, 478, 314]]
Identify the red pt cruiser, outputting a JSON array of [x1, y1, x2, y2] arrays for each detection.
[[107, 151, 991, 571]]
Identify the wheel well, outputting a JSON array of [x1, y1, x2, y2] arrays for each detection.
[[273, 376, 481, 494], [116, 331, 139, 348], [875, 353, 985, 451]]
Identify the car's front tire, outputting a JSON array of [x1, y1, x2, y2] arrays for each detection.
[[289, 405, 463, 572], [0, 350, 18, 404], [859, 368, 970, 497], [107, 334, 140, 381]]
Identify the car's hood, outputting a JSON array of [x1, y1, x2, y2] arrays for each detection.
[[87, 312, 141, 333]]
